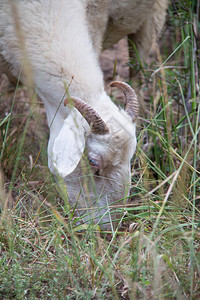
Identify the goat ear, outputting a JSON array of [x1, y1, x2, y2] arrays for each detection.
[[51, 114, 85, 177]]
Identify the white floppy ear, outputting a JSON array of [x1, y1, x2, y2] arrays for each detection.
[[51, 114, 85, 177]]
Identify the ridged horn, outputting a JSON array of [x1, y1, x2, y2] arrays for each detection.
[[64, 97, 109, 135], [110, 81, 139, 122]]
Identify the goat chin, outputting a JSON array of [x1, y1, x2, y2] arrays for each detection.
[[0, 0, 168, 229]]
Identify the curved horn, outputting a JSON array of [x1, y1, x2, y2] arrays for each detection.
[[110, 81, 139, 122], [64, 97, 109, 135]]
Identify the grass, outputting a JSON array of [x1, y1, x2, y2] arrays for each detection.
[[0, 0, 200, 299]]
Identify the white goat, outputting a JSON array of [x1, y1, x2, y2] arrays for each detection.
[[0, 0, 168, 228]]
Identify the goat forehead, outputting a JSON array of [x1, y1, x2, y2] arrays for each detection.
[[110, 121, 136, 149], [85, 110, 136, 161], [87, 131, 135, 161]]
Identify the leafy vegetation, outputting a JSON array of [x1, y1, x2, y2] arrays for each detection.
[[0, 1, 199, 298]]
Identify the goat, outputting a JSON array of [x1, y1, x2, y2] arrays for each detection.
[[0, 0, 168, 229]]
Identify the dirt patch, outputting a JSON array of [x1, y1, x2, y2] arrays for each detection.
[[101, 38, 129, 84], [101, 38, 130, 104]]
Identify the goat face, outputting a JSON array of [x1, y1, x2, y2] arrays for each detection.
[[50, 82, 139, 229]]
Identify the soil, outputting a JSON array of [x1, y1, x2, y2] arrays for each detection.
[[100, 38, 129, 84], [101, 38, 130, 105]]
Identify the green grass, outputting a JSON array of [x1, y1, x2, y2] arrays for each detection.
[[0, 1, 200, 299]]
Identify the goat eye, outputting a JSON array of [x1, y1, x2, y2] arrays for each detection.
[[88, 157, 98, 167]]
